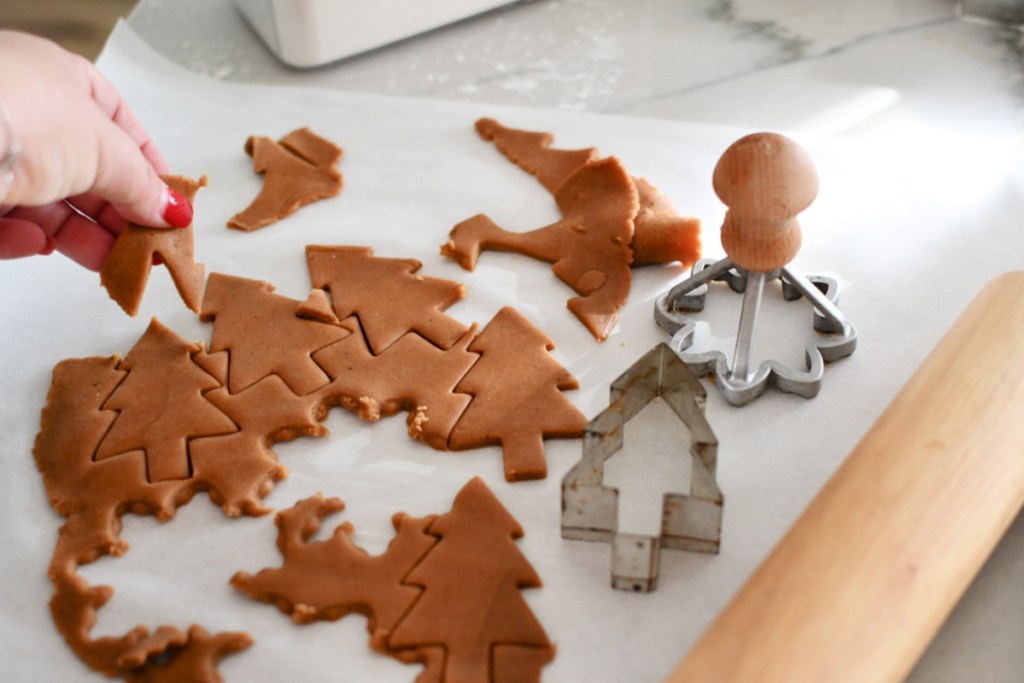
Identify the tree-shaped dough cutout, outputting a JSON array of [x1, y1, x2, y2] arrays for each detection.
[[449, 306, 587, 481], [94, 318, 237, 482], [307, 245, 468, 355], [387, 477, 554, 683], [200, 272, 351, 396]]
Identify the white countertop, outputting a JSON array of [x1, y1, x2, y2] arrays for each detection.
[[22, 0, 1024, 680]]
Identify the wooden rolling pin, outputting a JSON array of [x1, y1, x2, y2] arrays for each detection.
[[667, 269, 1024, 681]]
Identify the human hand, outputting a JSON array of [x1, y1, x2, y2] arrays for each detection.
[[0, 30, 192, 272]]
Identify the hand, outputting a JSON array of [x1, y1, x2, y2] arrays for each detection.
[[0, 30, 192, 272]]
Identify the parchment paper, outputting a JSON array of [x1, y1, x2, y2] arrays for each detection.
[[2, 21, 1023, 682]]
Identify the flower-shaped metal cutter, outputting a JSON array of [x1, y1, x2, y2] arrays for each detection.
[[654, 257, 858, 406], [561, 344, 722, 592], [651, 131, 858, 406]]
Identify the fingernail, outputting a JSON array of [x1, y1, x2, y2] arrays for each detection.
[[39, 236, 57, 256], [153, 253, 163, 266], [162, 186, 193, 228]]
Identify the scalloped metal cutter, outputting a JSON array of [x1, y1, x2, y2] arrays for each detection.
[[654, 132, 857, 407]]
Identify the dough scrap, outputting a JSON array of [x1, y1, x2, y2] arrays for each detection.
[[449, 307, 587, 481], [34, 353, 251, 680], [444, 156, 637, 341], [228, 127, 343, 231], [100, 174, 207, 316], [231, 494, 437, 646], [471, 117, 701, 266], [35, 242, 586, 678], [233, 477, 554, 683]]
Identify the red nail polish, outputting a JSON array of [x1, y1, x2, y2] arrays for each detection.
[[152, 253, 163, 266], [163, 186, 193, 228], [39, 236, 57, 256]]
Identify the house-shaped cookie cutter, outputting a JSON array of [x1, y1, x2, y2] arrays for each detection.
[[561, 344, 722, 592]]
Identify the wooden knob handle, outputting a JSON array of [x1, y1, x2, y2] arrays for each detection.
[[712, 132, 819, 272]]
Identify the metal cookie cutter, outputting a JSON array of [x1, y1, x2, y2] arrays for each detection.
[[561, 344, 722, 592], [654, 257, 857, 406], [654, 132, 857, 407]]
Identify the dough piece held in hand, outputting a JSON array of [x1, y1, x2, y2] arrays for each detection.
[[228, 127, 343, 231], [100, 174, 207, 316]]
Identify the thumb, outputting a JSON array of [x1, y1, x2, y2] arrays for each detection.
[[87, 113, 192, 228]]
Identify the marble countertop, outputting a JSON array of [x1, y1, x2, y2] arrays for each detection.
[[119, 0, 1024, 680]]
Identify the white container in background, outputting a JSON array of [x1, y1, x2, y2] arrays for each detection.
[[233, 0, 519, 67]]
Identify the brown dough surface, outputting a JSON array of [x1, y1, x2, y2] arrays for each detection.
[[471, 117, 701, 267], [35, 243, 587, 678], [475, 117, 598, 192], [200, 272, 352, 396], [95, 318, 237, 482], [228, 128, 343, 231], [307, 245, 469, 354], [444, 156, 637, 341], [313, 320, 479, 450], [35, 352, 252, 680], [100, 174, 207, 316], [386, 477, 554, 682], [233, 477, 554, 683], [231, 494, 437, 647], [449, 307, 587, 481]]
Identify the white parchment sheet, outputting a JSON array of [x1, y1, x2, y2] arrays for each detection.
[[1, 22, 1023, 682]]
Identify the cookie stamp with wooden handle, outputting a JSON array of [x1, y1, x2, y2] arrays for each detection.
[[667, 270, 1024, 682]]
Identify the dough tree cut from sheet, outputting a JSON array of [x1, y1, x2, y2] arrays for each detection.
[[307, 245, 469, 355], [229, 127, 343, 231], [472, 117, 701, 267], [449, 307, 587, 481], [200, 272, 352, 396], [230, 494, 437, 648], [94, 318, 237, 482], [386, 477, 554, 683]]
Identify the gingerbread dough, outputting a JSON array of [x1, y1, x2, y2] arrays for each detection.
[[449, 306, 587, 481], [231, 494, 437, 646], [233, 478, 554, 683], [307, 245, 469, 354], [95, 318, 237, 482], [313, 321, 479, 449], [387, 477, 554, 683], [473, 117, 701, 266], [228, 128, 343, 231], [200, 272, 352, 396], [444, 156, 638, 341], [100, 174, 207, 316], [35, 243, 587, 679], [35, 351, 252, 680]]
